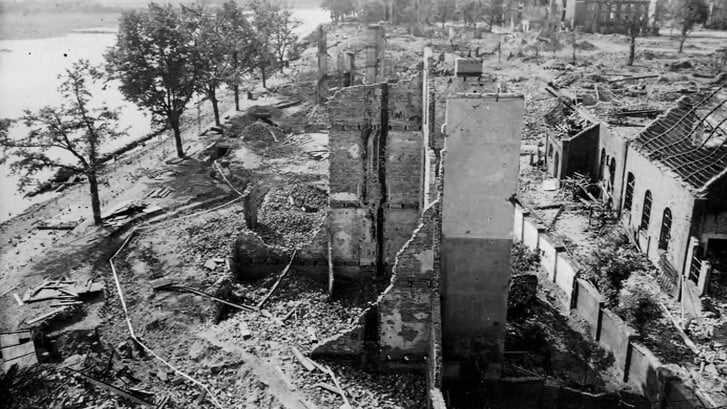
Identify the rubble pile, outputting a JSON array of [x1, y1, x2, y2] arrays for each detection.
[[255, 183, 327, 248], [212, 274, 425, 408]]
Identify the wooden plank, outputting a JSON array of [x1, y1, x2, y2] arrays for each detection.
[[0, 333, 20, 347], [313, 382, 343, 396], [1, 351, 37, 372], [257, 249, 297, 309], [13, 293, 23, 306], [70, 369, 155, 407], [26, 307, 66, 325], [1, 341, 35, 360], [291, 346, 315, 371], [325, 366, 351, 409], [27, 288, 65, 302], [307, 357, 328, 374]]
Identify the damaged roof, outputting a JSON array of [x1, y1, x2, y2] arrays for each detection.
[[631, 81, 727, 192]]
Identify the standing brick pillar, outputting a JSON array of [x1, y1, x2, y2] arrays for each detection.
[[365, 25, 385, 84]]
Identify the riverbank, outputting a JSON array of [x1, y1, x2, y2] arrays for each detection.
[[0, 12, 121, 40]]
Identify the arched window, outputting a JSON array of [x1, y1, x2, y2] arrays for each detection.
[[640, 190, 652, 231], [623, 172, 635, 211], [609, 157, 616, 190], [599, 149, 606, 179], [659, 208, 672, 250]]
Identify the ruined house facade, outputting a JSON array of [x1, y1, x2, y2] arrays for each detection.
[[545, 86, 727, 299], [562, 0, 650, 33]]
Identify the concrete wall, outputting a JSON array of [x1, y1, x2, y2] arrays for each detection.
[[623, 146, 695, 277], [440, 93, 523, 361], [598, 309, 638, 380], [575, 278, 603, 337], [513, 202, 704, 409]]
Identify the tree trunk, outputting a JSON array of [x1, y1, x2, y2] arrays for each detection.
[[170, 115, 184, 158], [88, 171, 102, 225], [628, 34, 636, 65], [261, 67, 267, 89], [678, 32, 687, 53], [209, 88, 220, 126], [233, 52, 240, 111]]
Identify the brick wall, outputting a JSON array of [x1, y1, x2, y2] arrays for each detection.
[[623, 147, 695, 277], [326, 76, 423, 275], [378, 201, 438, 364]]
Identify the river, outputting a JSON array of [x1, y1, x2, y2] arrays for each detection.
[[0, 7, 329, 222]]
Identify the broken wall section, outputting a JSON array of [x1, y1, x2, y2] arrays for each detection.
[[326, 75, 423, 278], [378, 200, 439, 367], [312, 200, 441, 371]]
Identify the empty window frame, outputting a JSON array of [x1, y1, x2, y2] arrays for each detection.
[[623, 172, 635, 212], [659, 208, 672, 250], [641, 190, 652, 231]]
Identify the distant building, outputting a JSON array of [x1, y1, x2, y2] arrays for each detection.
[[707, 0, 727, 29], [561, 0, 650, 33]]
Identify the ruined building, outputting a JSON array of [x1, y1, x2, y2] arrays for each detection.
[[233, 25, 525, 406], [559, 0, 650, 33], [544, 82, 727, 308]]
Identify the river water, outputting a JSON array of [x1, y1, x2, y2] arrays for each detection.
[[0, 7, 329, 221]]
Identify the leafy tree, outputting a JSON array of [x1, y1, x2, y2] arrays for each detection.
[[461, 0, 485, 28], [434, 0, 457, 30], [270, 6, 301, 67], [248, 0, 301, 87], [671, 0, 709, 52], [182, 3, 257, 125], [0, 60, 124, 225], [361, 0, 387, 23], [182, 5, 225, 126], [617, 282, 662, 334], [322, 0, 358, 24], [105, 3, 199, 158], [511, 242, 541, 275], [626, 11, 647, 66], [582, 232, 650, 308], [219, 1, 259, 112]]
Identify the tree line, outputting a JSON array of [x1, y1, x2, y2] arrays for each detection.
[[0, 0, 300, 225]]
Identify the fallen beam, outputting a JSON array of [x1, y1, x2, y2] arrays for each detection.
[[313, 382, 343, 396], [257, 249, 297, 309], [291, 346, 315, 371], [156, 284, 256, 312], [25, 307, 66, 325], [608, 74, 659, 84], [324, 365, 352, 408], [67, 368, 156, 407]]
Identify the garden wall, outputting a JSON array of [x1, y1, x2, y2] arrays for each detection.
[[512, 203, 709, 409]]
